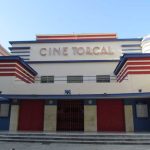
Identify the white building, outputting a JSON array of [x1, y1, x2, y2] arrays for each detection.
[[0, 33, 150, 132]]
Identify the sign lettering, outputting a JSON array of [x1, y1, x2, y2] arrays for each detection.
[[39, 46, 114, 56]]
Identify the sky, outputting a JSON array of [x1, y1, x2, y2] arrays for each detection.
[[0, 0, 150, 50]]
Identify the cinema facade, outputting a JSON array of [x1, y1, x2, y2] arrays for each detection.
[[0, 33, 150, 132]]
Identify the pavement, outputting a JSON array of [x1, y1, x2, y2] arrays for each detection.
[[1, 142, 150, 150]]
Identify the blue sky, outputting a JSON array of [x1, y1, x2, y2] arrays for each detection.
[[0, 0, 150, 49]]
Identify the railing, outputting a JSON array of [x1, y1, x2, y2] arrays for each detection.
[[15, 75, 128, 83], [34, 75, 118, 83]]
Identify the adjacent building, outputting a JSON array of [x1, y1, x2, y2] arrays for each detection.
[[0, 44, 10, 56]]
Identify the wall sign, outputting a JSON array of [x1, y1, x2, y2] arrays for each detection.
[[39, 46, 114, 56], [30, 42, 122, 61]]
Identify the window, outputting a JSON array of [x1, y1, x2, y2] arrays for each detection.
[[0, 104, 9, 117], [136, 103, 148, 118], [96, 75, 110, 83], [67, 76, 83, 83], [41, 76, 54, 83]]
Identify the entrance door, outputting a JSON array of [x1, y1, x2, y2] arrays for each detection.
[[134, 101, 150, 132], [18, 100, 44, 131], [97, 100, 125, 132], [57, 100, 84, 131]]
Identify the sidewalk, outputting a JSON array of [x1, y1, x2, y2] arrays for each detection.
[[1, 142, 150, 150]]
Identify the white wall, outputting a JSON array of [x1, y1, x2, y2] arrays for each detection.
[[11, 40, 142, 61], [30, 62, 117, 76], [0, 76, 18, 94], [1, 73, 148, 95], [1, 39, 143, 95], [127, 74, 150, 93], [1, 81, 131, 95]]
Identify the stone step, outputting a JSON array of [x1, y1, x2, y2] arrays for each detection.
[[1, 135, 150, 141], [1, 132, 150, 137], [0, 132, 150, 145], [1, 138, 150, 145], [1, 134, 150, 139]]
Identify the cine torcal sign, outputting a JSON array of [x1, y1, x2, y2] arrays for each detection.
[[39, 46, 114, 56], [32, 43, 121, 61]]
